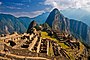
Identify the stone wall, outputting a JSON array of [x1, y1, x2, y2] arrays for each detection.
[[0, 42, 4, 51]]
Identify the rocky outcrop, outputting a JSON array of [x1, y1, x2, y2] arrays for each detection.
[[46, 8, 90, 47]]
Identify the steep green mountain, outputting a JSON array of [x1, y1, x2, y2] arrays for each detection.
[[0, 14, 26, 34], [46, 8, 90, 47]]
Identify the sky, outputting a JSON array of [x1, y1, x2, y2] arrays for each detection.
[[0, 0, 90, 18]]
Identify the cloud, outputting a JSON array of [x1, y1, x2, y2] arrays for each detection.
[[0, 2, 2, 5], [31, 10, 45, 15], [27, 10, 45, 18], [0, 10, 45, 18], [44, 0, 90, 10], [6, 6, 21, 9]]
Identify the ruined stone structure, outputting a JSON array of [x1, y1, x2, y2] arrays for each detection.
[[0, 29, 89, 60]]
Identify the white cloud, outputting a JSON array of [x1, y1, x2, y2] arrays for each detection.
[[6, 6, 21, 9], [31, 10, 45, 15], [0, 2, 2, 5], [44, 0, 90, 10], [28, 10, 45, 17], [0, 10, 45, 18]]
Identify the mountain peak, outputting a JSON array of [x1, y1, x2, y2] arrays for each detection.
[[28, 20, 37, 29], [27, 20, 37, 33], [52, 8, 60, 15], [53, 8, 59, 11], [45, 8, 64, 27]]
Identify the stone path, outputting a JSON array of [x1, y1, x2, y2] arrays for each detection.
[[12, 39, 27, 48], [37, 37, 41, 53], [28, 36, 38, 51]]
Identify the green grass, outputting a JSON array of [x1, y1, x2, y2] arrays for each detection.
[[58, 43, 69, 49], [41, 31, 69, 49], [50, 42, 54, 56], [41, 32, 57, 41]]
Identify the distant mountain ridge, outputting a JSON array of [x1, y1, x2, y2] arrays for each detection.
[[0, 14, 26, 34], [18, 17, 32, 29], [61, 8, 90, 26], [46, 8, 90, 47], [18, 12, 49, 28], [0, 13, 49, 34]]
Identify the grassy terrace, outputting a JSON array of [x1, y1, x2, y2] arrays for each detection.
[[41, 31, 85, 60], [41, 31, 68, 49]]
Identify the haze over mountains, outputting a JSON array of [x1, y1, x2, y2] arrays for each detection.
[[61, 8, 90, 26]]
